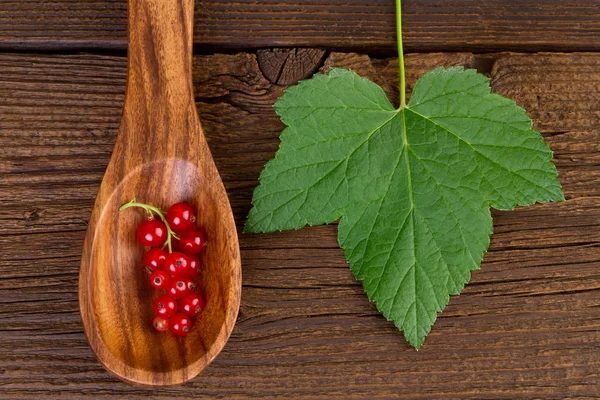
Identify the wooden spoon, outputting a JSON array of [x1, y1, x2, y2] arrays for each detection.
[[79, 0, 241, 386]]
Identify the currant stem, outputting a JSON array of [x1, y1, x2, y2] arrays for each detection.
[[396, 0, 406, 108], [119, 198, 180, 253]]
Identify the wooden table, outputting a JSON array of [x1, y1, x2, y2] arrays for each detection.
[[1, 1, 600, 398]]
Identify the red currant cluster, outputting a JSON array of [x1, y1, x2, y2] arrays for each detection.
[[120, 199, 206, 337]]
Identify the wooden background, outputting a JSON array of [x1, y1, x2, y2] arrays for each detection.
[[1, 1, 600, 398]]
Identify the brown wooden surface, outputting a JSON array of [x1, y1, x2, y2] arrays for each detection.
[[1, 1, 600, 53], [1, 47, 600, 397], [2, 0, 600, 397], [78, 0, 241, 386]]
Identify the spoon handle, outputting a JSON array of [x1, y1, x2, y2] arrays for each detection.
[[123, 0, 199, 159]]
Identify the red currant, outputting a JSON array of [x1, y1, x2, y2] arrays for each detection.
[[179, 293, 205, 316], [166, 278, 194, 299], [169, 313, 192, 337], [179, 230, 205, 256], [184, 278, 197, 292], [166, 202, 196, 233], [137, 219, 167, 247], [165, 252, 190, 277], [143, 248, 167, 273], [149, 269, 170, 290], [185, 255, 200, 277], [153, 295, 177, 318], [152, 316, 169, 332]]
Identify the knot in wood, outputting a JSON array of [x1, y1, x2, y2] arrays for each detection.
[[257, 48, 327, 86], [24, 207, 42, 222]]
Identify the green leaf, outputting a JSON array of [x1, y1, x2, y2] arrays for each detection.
[[245, 67, 563, 349]]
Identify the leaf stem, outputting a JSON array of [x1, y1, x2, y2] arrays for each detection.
[[119, 198, 179, 253], [396, 0, 406, 107]]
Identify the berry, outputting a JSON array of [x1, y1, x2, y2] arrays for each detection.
[[185, 255, 200, 277], [165, 251, 190, 277], [166, 202, 196, 233], [179, 293, 205, 316], [149, 269, 170, 290], [179, 230, 205, 256], [184, 278, 197, 292], [143, 248, 167, 273], [153, 295, 177, 318], [137, 219, 167, 247], [169, 313, 192, 336], [166, 278, 194, 299], [152, 316, 169, 332]]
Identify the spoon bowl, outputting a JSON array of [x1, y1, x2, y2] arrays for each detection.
[[79, 0, 241, 386]]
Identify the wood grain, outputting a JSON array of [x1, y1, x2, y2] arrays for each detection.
[[1, 1, 600, 53], [78, 0, 241, 386], [1, 50, 600, 397], [257, 48, 327, 85]]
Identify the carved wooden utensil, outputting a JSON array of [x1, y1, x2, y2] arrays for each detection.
[[79, 0, 241, 386]]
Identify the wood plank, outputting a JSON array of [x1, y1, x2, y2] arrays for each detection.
[[1, 51, 600, 397], [1, 1, 600, 53]]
